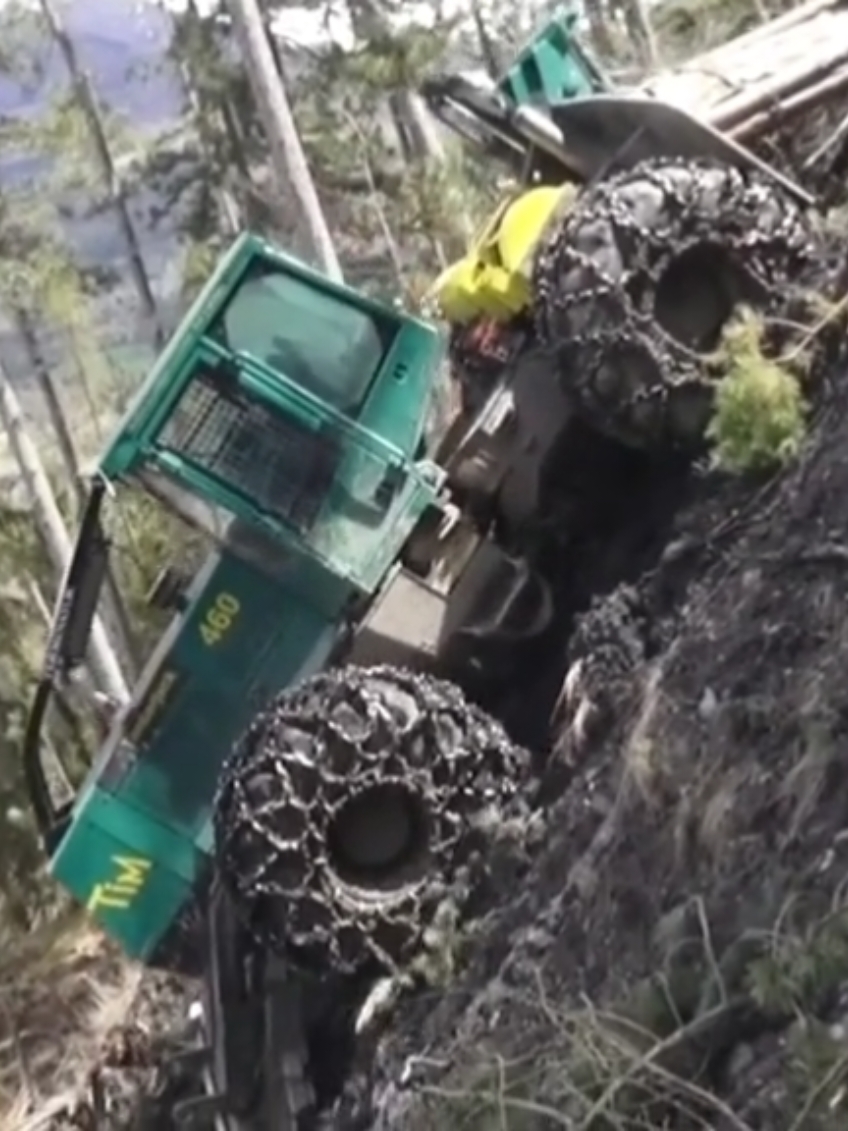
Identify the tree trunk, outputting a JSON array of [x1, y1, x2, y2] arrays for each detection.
[[618, 0, 661, 69], [179, 0, 249, 228], [470, 0, 503, 79], [347, 0, 447, 164], [38, 0, 165, 348], [225, 0, 343, 280], [583, 0, 618, 62], [0, 363, 128, 703]]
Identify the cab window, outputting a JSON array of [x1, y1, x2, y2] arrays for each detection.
[[211, 262, 396, 413]]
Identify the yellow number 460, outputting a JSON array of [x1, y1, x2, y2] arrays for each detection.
[[199, 592, 241, 646]]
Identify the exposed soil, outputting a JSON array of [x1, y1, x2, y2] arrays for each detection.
[[17, 250, 848, 1131], [322, 268, 848, 1129]]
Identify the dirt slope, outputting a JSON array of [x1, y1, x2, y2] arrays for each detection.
[[329, 310, 848, 1129]]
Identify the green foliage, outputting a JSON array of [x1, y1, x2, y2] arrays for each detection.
[[747, 910, 848, 1018], [181, 238, 223, 303], [105, 485, 209, 658], [0, 0, 47, 86], [0, 137, 174, 945], [786, 1019, 848, 1130], [741, 910, 848, 1127], [34, 94, 135, 195], [342, 20, 460, 90], [706, 309, 808, 474], [0, 507, 69, 929]]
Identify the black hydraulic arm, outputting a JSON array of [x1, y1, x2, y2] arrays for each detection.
[[23, 477, 111, 853], [171, 884, 314, 1131]]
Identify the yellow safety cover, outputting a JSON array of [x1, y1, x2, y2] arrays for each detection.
[[429, 185, 567, 324]]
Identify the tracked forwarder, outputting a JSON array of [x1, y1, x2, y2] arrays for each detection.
[[23, 2, 842, 1127]]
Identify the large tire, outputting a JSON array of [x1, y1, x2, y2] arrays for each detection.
[[532, 157, 818, 452], [212, 665, 530, 974]]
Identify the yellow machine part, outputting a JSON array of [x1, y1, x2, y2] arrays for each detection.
[[430, 184, 568, 325]]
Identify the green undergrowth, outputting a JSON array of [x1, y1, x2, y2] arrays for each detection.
[[706, 308, 809, 474]]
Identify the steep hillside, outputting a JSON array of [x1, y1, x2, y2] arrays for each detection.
[[332, 268, 848, 1130], [6, 5, 848, 1130]]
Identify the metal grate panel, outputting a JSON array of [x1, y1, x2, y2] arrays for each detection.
[[158, 369, 339, 531]]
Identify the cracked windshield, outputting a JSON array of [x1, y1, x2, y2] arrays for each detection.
[[2, 0, 848, 1129]]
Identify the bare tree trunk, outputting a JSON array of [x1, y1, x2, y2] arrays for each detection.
[[178, 0, 248, 230], [38, 0, 165, 348], [13, 307, 141, 680], [389, 90, 447, 164], [225, 0, 343, 280], [583, 0, 618, 62], [178, 71, 242, 235], [340, 107, 405, 289], [619, 0, 661, 69], [13, 309, 82, 511], [470, 0, 503, 79], [184, 0, 253, 181], [347, 0, 447, 164], [0, 364, 128, 703]]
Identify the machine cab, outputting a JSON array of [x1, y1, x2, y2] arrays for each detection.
[[101, 232, 447, 593], [25, 233, 448, 961]]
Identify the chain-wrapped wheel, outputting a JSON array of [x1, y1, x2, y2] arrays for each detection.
[[532, 157, 818, 451], [213, 665, 530, 974]]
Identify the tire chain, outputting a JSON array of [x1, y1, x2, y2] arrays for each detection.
[[531, 157, 820, 450], [213, 665, 531, 976]]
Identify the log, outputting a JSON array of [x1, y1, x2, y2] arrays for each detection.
[[693, 0, 841, 58], [728, 64, 848, 140], [638, 0, 848, 134], [713, 49, 848, 133]]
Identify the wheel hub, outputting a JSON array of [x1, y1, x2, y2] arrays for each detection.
[[653, 242, 739, 352], [327, 782, 430, 889]]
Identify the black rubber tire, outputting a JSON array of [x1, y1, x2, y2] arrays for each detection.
[[532, 157, 818, 452], [212, 665, 530, 974]]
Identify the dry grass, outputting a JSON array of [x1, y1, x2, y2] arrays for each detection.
[[0, 913, 142, 1131], [401, 977, 753, 1131], [398, 896, 848, 1131], [621, 662, 667, 802]]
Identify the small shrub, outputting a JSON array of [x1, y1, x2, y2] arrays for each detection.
[[706, 308, 808, 474]]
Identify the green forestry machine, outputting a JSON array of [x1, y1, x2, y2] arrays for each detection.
[[23, 2, 841, 1127]]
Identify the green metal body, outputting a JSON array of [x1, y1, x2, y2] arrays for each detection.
[[494, 6, 607, 107], [43, 232, 448, 961], [424, 2, 811, 214]]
